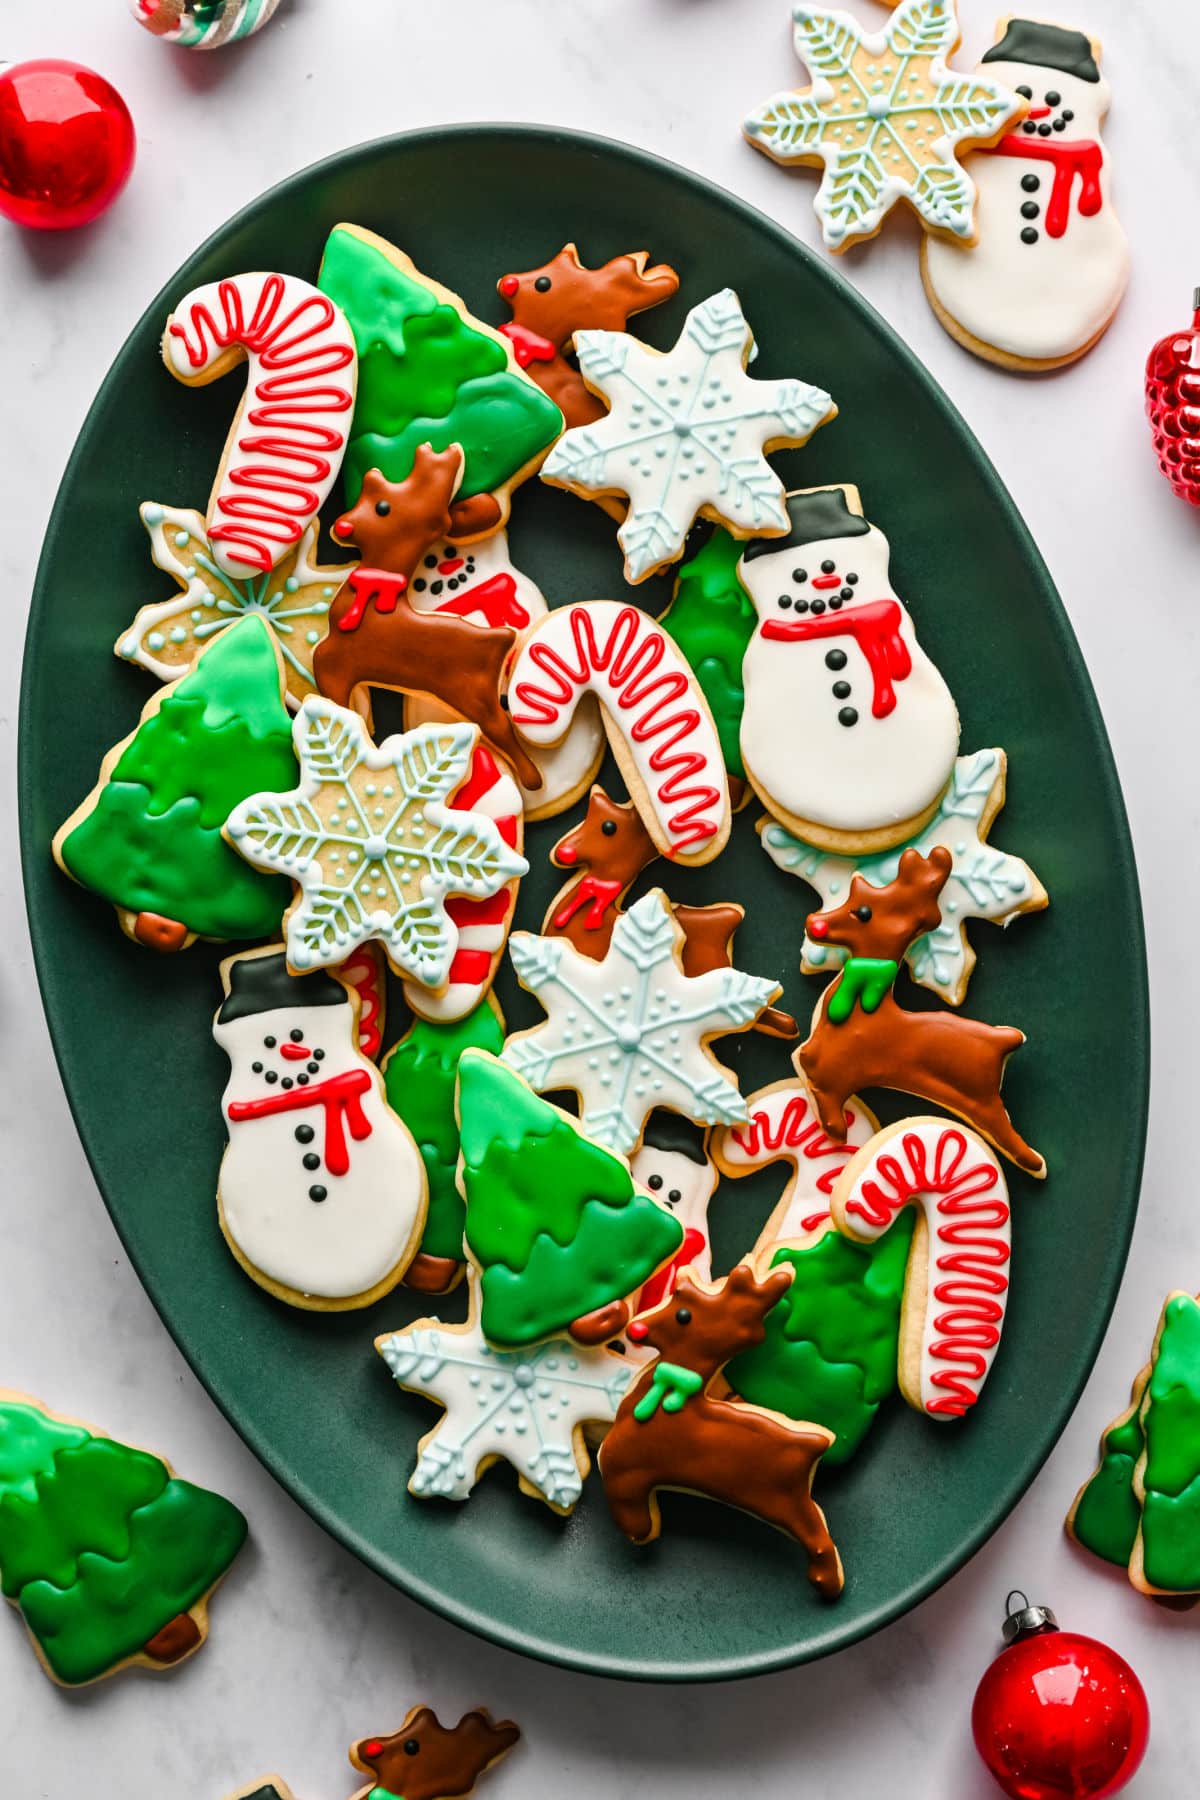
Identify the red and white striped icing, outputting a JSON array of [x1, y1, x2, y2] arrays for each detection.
[[507, 601, 730, 862], [337, 942, 387, 1061], [836, 1120, 1011, 1420], [164, 271, 357, 578], [718, 1078, 876, 1250], [402, 744, 522, 1022]]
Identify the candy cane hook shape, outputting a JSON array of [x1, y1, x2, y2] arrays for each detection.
[[712, 1076, 877, 1255], [163, 271, 357, 577], [831, 1118, 1012, 1420]]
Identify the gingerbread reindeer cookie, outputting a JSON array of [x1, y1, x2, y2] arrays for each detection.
[[227, 1705, 520, 1800]]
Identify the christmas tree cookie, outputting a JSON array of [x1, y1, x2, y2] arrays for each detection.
[[54, 613, 296, 952], [1131, 1292, 1200, 1595], [318, 223, 563, 535], [0, 1391, 246, 1686], [1067, 1361, 1149, 1573], [659, 524, 756, 791], [457, 1051, 684, 1347]]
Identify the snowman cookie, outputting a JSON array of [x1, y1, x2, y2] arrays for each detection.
[[213, 947, 427, 1310], [922, 19, 1128, 369], [738, 486, 960, 853], [629, 1114, 718, 1316]]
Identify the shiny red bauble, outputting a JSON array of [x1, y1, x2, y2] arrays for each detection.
[[972, 1598, 1149, 1800], [1146, 291, 1200, 507], [0, 60, 136, 229]]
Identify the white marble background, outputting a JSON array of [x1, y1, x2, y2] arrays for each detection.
[[1, 1, 1197, 1794]]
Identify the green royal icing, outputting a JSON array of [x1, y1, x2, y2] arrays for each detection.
[[0, 1402, 246, 1685], [458, 1053, 683, 1348], [1070, 1388, 1146, 1569], [318, 227, 563, 507], [660, 526, 757, 780], [382, 1001, 505, 1263], [826, 956, 898, 1024], [633, 1361, 703, 1421], [60, 616, 295, 941], [725, 1218, 915, 1463], [1139, 1294, 1200, 1592]]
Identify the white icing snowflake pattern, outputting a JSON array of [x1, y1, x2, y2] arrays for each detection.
[[378, 1303, 632, 1512], [225, 703, 528, 985], [761, 748, 1046, 1005], [744, 0, 1025, 249], [502, 888, 779, 1154], [541, 289, 834, 582], [116, 502, 347, 706]]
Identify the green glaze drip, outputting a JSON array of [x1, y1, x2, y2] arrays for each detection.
[[826, 956, 898, 1024], [633, 1362, 703, 1421], [458, 1053, 683, 1347], [318, 226, 563, 505], [725, 1218, 915, 1463], [60, 616, 295, 940], [1139, 1294, 1200, 1590], [0, 1419, 246, 1685], [382, 1001, 505, 1262], [660, 526, 756, 780], [1070, 1392, 1146, 1569]]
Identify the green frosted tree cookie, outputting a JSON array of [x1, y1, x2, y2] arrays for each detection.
[[660, 525, 756, 782]]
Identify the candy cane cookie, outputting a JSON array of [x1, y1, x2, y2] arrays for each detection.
[[712, 1076, 877, 1254], [162, 272, 357, 577], [830, 1117, 1012, 1420], [507, 601, 731, 864]]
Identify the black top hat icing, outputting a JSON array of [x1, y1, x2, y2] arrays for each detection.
[[742, 487, 870, 561], [218, 951, 348, 1023], [640, 1109, 709, 1165], [982, 19, 1099, 82]]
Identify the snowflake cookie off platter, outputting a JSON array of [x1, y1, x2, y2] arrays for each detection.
[[19, 127, 1146, 1680]]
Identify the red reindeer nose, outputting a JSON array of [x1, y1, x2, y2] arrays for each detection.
[[808, 915, 829, 939], [626, 1320, 649, 1342], [333, 514, 354, 541], [498, 274, 519, 297], [361, 1741, 384, 1758], [555, 844, 578, 865]]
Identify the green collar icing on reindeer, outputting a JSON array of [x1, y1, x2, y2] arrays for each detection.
[[826, 956, 898, 1024], [634, 1361, 704, 1421]]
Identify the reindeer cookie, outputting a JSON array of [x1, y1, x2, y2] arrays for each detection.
[[228, 1706, 520, 1800], [796, 846, 1045, 1175], [598, 1265, 845, 1596]]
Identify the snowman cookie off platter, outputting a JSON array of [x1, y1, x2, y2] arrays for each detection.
[[922, 19, 1128, 370], [738, 487, 960, 854]]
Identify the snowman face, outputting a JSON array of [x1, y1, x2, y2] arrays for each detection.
[[740, 524, 893, 626], [631, 1143, 717, 1241], [987, 61, 1109, 137], [214, 1001, 348, 1097], [406, 526, 538, 628]]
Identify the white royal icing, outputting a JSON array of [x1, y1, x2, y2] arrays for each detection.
[[540, 289, 834, 581], [714, 1076, 877, 1253]]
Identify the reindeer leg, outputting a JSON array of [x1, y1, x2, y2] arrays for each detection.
[[602, 1464, 659, 1544], [807, 1080, 849, 1142], [963, 1092, 1045, 1179]]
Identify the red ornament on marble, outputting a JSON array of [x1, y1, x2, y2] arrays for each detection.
[[1146, 290, 1200, 507], [972, 1594, 1149, 1800], [0, 60, 135, 229]]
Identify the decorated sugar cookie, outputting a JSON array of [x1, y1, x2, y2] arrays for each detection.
[[508, 602, 733, 864], [54, 614, 295, 953], [539, 289, 835, 582], [1068, 1354, 1151, 1575], [214, 948, 427, 1310], [319, 223, 563, 536], [922, 19, 1128, 369], [162, 271, 357, 577], [224, 704, 528, 987], [338, 941, 387, 1059], [378, 1278, 633, 1513], [228, 1707, 520, 1800], [1130, 1292, 1200, 1596], [712, 1074, 877, 1251], [502, 888, 780, 1157], [738, 486, 960, 853], [744, 0, 1026, 252], [761, 747, 1047, 1004], [630, 1114, 718, 1316], [0, 1391, 246, 1686], [660, 523, 757, 801], [599, 1265, 844, 1596], [132, 0, 284, 50], [457, 1051, 684, 1348]]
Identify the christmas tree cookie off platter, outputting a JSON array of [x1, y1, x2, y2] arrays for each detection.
[[24, 126, 1144, 1679]]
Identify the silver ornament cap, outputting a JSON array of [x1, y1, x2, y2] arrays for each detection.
[[1001, 1590, 1059, 1645]]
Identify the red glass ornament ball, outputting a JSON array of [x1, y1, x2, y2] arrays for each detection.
[[1146, 300, 1200, 508], [972, 1629, 1149, 1800], [0, 60, 136, 229]]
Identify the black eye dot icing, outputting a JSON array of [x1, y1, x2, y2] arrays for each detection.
[[675, 1307, 692, 1326], [648, 1173, 663, 1189], [534, 276, 552, 293], [375, 500, 390, 517]]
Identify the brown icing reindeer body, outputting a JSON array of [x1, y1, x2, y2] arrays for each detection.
[[599, 1265, 843, 1596], [797, 846, 1044, 1176], [349, 1708, 520, 1800], [497, 244, 680, 428], [312, 447, 542, 792], [548, 786, 796, 1038]]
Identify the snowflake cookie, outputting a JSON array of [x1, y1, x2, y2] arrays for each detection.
[[116, 503, 349, 708], [540, 289, 835, 582], [377, 1288, 633, 1513], [744, 0, 1027, 251], [502, 887, 780, 1155], [224, 703, 528, 987], [760, 748, 1046, 1005]]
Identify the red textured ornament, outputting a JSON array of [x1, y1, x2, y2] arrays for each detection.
[[1146, 291, 1200, 507], [972, 1594, 1149, 1800], [0, 59, 135, 229]]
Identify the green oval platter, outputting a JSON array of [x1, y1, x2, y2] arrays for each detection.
[[18, 126, 1148, 1681]]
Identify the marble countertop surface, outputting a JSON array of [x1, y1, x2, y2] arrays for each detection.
[[2, 1, 1197, 1794]]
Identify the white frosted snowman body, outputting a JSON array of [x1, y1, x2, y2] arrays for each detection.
[[739, 521, 959, 850], [924, 46, 1127, 365], [214, 969, 425, 1306]]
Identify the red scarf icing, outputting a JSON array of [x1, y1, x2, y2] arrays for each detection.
[[552, 874, 625, 933], [227, 1067, 373, 1176], [435, 571, 529, 631], [760, 598, 911, 718], [337, 566, 408, 632], [498, 321, 558, 368], [985, 133, 1103, 238], [637, 1227, 708, 1313]]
